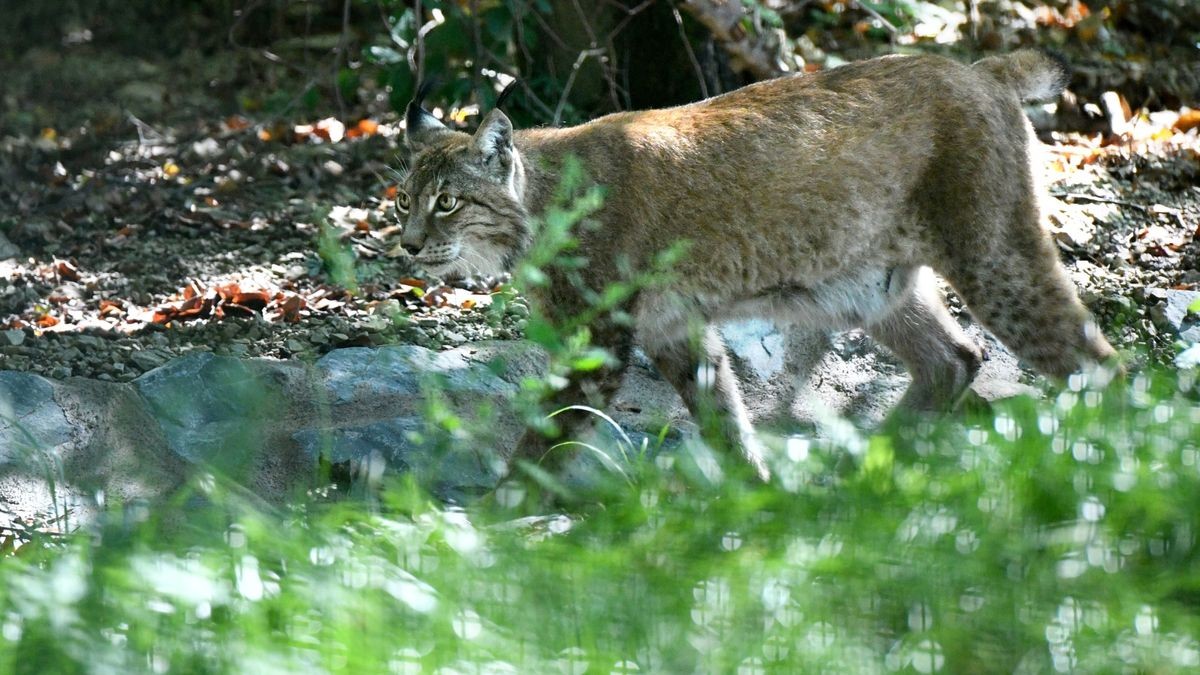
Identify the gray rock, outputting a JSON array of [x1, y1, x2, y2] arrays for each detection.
[[129, 348, 169, 371], [0, 320, 1039, 516], [51, 377, 184, 503], [3, 329, 25, 347], [0, 372, 184, 532], [0, 372, 72, 465], [134, 352, 302, 475], [296, 343, 542, 500], [1177, 344, 1200, 369], [0, 369, 77, 530], [1162, 289, 1200, 336], [722, 320, 786, 380], [131, 352, 320, 502], [0, 231, 18, 260]]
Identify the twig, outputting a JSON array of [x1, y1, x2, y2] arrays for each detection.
[[227, 0, 267, 49], [470, 0, 483, 101], [1051, 192, 1154, 211], [554, 48, 607, 125], [568, 0, 624, 111], [673, 5, 710, 98], [476, 42, 558, 118], [852, 0, 899, 36], [610, 0, 659, 39]]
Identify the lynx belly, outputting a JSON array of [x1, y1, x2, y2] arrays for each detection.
[[718, 266, 919, 331]]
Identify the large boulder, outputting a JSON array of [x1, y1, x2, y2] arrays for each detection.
[[127, 342, 546, 502], [0, 325, 1033, 525], [294, 342, 544, 500], [0, 371, 183, 533]]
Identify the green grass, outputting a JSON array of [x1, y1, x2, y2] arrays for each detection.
[[2, 369, 1200, 673]]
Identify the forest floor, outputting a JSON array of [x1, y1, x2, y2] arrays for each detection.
[[1, 37, 1198, 384]]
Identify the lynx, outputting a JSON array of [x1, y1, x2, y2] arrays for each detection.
[[396, 51, 1117, 479]]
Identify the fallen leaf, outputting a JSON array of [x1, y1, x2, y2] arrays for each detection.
[[233, 290, 271, 309], [346, 118, 380, 138], [224, 115, 251, 131], [99, 299, 124, 317], [312, 117, 346, 143], [1175, 109, 1200, 134], [55, 260, 80, 282], [273, 294, 305, 322]]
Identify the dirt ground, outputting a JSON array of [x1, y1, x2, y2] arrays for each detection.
[[1, 32, 1198, 383]]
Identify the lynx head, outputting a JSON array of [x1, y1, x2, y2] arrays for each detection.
[[397, 84, 530, 282]]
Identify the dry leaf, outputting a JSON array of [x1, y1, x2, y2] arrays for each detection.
[[314, 117, 346, 143], [346, 118, 380, 139], [224, 115, 251, 132], [98, 299, 124, 317], [55, 260, 80, 282], [1175, 109, 1200, 134]]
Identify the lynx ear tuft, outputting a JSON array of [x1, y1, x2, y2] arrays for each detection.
[[472, 109, 514, 168], [494, 79, 518, 110], [405, 79, 452, 150]]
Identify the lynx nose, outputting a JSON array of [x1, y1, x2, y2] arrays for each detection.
[[399, 229, 426, 257]]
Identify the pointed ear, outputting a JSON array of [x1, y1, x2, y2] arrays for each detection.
[[404, 80, 452, 151], [471, 109, 514, 168]]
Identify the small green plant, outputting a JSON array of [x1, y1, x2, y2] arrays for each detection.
[[313, 207, 360, 295], [490, 156, 689, 477]]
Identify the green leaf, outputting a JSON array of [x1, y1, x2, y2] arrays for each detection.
[[523, 317, 560, 349], [570, 349, 611, 372], [861, 434, 894, 492]]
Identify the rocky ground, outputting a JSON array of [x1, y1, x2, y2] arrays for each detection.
[[1, 39, 1198, 387]]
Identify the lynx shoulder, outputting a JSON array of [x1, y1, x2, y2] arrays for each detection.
[[397, 50, 1117, 478]]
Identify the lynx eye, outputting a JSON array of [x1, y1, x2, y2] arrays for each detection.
[[395, 190, 411, 213], [435, 194, 460, 214]]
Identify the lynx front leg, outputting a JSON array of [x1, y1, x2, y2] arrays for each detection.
[[642, 325, 770, 481], [865, 267, 983, 411]]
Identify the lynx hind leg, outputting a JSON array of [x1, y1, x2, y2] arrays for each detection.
[[938, 215, 1117, 381], [865, 267, 983, 411], [642, 325, 770, 481]]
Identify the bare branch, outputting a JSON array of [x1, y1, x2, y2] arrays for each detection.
[[852, 0, 898, 36], [672, 6, 709, 99], [554, 48, 607, 125]]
